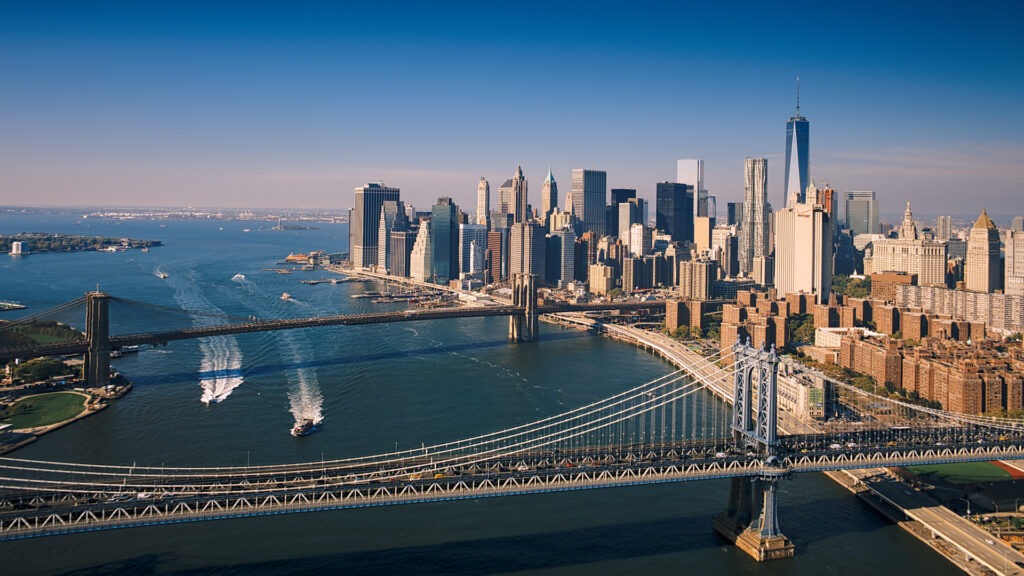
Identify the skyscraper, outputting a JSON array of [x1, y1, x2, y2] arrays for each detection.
[[618, 198, 645, 246], [936, 215, 952, 241], [571, 169, 607, 236], [739, 158, 769, 277], [1005, 230, 1024, 296], [774, 200, 832, 304], [545, 227, 575, 289], [430, 197, 460, 284], [476, 178, 490, 227], [965, 209, 1001, 293], [376, 200, 406, 274], [656, 181, 693, 243], [784, 79, 810, 205], [350, 183, 400, 269], [727, 202, 744, 227], [511, 165, 528, 223], [459, 223, 488, 277], [871, 203, 947, 287], [676, 159, 704, 219], [843, 190, 879, 236], [541, 168, 557, 224], [409, 220, 433, 282], [510, 221, 546, 280], [1013, 216, 1023, 232]]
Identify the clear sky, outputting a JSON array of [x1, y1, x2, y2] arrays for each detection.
[[1, 1, 1022, 219]]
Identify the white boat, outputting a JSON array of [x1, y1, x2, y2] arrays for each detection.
[[156, 272, 168, 279], [291, 419, 316, 437], [232, 273, 246, 281], [281, 292, 292, 301]]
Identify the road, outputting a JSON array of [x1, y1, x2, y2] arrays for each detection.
[[844, 467, 1024, 576]]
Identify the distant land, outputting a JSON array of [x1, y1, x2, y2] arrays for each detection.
[[1, 233, 161, 254]]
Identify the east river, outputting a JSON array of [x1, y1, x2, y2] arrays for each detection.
[[0, 214, 957, 575]]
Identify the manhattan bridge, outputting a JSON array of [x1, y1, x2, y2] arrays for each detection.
[[1, 280, 1023, 562]]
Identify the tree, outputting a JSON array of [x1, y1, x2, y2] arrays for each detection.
[[672, 326, 690, 340], [12, 357, 71, 383], [608, 288, 623, 299]]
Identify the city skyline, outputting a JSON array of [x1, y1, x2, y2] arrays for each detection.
[[1, 2, 1022, 214]]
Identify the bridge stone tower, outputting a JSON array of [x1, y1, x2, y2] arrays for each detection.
[[84, 291, 111, 388], [713, 341, 794, 561], [508, 274, 538, 342]]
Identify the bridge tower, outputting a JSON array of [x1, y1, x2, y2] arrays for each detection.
[[713, 341, 794, 561], [84, 291, 111, 388], [508, 274, 538, 342]]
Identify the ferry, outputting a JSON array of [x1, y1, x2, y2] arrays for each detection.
[[281, 292, 292, 301], [291, 419, 316, 437]]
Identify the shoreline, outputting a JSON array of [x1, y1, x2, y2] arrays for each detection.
[[542, 313, 1009, 573]]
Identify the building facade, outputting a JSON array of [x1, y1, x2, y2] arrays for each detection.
[[965, 209, 1001, 293], [656, 181, 693, 243], [773, 199, 832, 304], [784, 95, 809, 205], [843, 190, 879, 236], [540, 168, 557, 224], [571, 168, 607, 236], [350, 183, 400, 269], [739, 158, 769, 277], [870, 203, 947, 287], [476, 178, 490, 227]]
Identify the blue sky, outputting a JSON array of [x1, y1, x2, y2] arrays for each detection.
[[1, 1, 1022, 220]]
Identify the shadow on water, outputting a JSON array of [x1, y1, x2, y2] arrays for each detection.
[[127, 331, 593, 387], [50, 497, 890, 576]]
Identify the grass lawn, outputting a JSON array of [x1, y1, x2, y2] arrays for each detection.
[[906, 462, 1012, 484], [2, 392, 87, 429]]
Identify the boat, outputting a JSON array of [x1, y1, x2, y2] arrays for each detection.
[[242, 228, 250, 232], [232, 273, 246, 281], [156, 272, 168, 279], [140, 247, 149, 253], [291, 419, 316, 437], [281, 292, 292, 301]]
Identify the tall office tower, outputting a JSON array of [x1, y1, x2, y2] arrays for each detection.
[[545, 227, 576, 289], [872, 203, 947, 287], [540, 168, 558, 224], [350, 183, 400, 269], [486, 228, 509, 284], [608, 188, 636, 236], [618, 198, 645, 246], [712, 225, 740, 278], [700, 195, 717, 222], [784, 79, 810, 205], [459, 223, 488, 277], [739, 158, 769, 276], [774, 200, 832, 304], [676, 159, 704, 219], [571, 169, 608, 236], [498, 178, 513, 215], [1013, 216, 1024, 232], [510, 222, 546, 281], [727, 202, 744, 227], [966, 209, 1001, 293], [510, 165, 529, 223], [430, 197, 460, 285], [629, 223, 653, 257], [476, 178, 490, 227], [936, 215, 953, 241], [376, 200, 407, 274], [656, 181, 693, 242], [409, 221, 433, 282], [1005, 230, 1024, 296], [843, 191, 879, 236], [694, 216, 712, 255], [389, 229, 416, 278]]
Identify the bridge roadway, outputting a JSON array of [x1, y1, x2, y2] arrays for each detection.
[[0, 301, 665, 362], [3, 430, 1024, 540]]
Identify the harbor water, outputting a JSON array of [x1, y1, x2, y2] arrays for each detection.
[[0, 214, 957, 575]]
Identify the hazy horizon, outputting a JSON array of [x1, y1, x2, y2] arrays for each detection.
[[2, 2, 1022, 216]]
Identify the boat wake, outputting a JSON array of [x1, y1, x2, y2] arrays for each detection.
[[169, 274, 245, 404]]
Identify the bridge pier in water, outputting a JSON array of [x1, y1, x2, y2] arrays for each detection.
[[84, 291, 111, 388], [713, 342, 794, 561], [508, 273, 537, 342]]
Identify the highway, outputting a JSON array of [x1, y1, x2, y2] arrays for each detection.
[[843, 467, 1024, 576]]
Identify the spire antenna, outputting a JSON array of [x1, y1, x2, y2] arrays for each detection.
[[795, 76, 800, 116]]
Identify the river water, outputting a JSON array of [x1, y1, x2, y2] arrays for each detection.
[[0, 214, 956, 575]]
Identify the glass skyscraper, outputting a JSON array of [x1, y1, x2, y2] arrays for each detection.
[[784, 81, 809, 205], [430, 197, 460, 284], [656, 181, 693, 242], [571, 169, 607, 237], [843, 190, 879, 236]]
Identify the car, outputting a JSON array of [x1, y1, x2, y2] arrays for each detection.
[[986, 539, 995, 545], [829, 444, 842, 450], [714, 452, 727, 459]]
